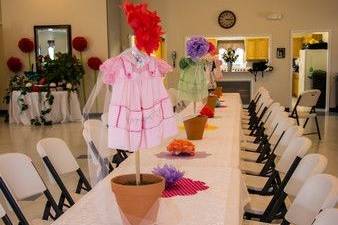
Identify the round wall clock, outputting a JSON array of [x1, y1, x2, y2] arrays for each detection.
[[218, 10, 236, 29]]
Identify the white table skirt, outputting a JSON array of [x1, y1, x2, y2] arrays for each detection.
[[9, 91, 82, 125], [52, 93, 250, 225]]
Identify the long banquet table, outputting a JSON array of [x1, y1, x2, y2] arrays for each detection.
[[52, 93, 250, 225]]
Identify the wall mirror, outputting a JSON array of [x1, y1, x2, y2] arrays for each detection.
[[34, 25, 72, 66]]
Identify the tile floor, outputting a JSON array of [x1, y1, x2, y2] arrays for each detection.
[[0, 113, 337, 224]]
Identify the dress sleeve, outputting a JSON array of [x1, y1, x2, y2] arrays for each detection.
[[156, 58, 173, 76], [100, 57, 120, 85]]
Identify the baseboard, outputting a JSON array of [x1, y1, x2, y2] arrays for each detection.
[[0, 110, 8, 117], [329, 107, 338, 113]]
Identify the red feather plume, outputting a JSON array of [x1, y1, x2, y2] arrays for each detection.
[[122, 1, 163, 55]]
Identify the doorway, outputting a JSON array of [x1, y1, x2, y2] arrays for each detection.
[[290, 31, 330, 111]]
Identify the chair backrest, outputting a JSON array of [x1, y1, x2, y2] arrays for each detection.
[[271, 116, 296, 140], [284, 154, 328, 197], [83, 119, 110, 159], [298, 89, 321, 108], [0, 202, 5, 218], [276, 136, 312, 173], [262, 102, 280, 123], [285, 174, 338, 225], [0, 153, 47, 200], [37, 138, 80, 176], [275, 125, 303, 156], [313, 208, 338, 225]]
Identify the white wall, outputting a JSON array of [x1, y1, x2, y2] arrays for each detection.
[[142, 0, 338, 108], [0, 0, 108, 109]]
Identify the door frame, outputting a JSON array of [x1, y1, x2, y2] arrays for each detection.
[[289, 29, 332, 112]]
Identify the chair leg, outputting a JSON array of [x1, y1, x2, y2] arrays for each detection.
[[75, 169, 92, 194], [315, 116, 321, 140], [43, 190, 63, 220], [2, 215, 13, 225]]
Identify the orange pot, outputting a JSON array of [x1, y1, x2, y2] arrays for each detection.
[[206, 95, 218, 110], [111, 174, 165, 225], [213, 87, 223, 98], [183, 115, 208, 140]]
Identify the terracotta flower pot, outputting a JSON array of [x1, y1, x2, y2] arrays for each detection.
[[183, 115, 208, 140], [111, 174, 165, 225], [206, 95, 218, 110], [213, 87, 223, 98]]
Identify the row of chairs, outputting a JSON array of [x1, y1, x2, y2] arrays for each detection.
[[0, 138, 92, 225], [240, 87, 337, 225]]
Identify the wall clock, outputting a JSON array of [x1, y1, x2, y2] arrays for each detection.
[[218, 10, 236, 29]]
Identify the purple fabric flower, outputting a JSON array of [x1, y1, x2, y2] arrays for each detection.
[[186, 37, 209, 59], [152, 164, 184, 188]]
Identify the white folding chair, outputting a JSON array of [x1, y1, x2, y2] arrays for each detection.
[[244, 174, 338, 225], [244, 138, 315, 197], [241, 133, 311, 178], [100, 112, 108, 127], [0, 202, 12, 225], [241, 113, 295, 161], [244, 137, 312, 220], [313, 208, 338, 225], [284, 154, 328, 197], [83, 119, 128, 185], [0, 153, 62, 221], [290, 89, 321, 139], [37, 138, 91, 211], [0, 172, 30, 225]]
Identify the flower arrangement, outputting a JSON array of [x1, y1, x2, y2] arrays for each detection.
[[200, 105, 214, 118], [87, 57, 102, 71], [208, 42, 217, 56], [43, 53, 84, 87], [222, 48, 238, 63], [152, 164, 184, 188], [167, 139, 195, 156], [123, 2, 163, 55], [72, 36, 88, 53], [7, 57, 23, 73], [18, 38, 35, 71], [18, 38, 34, 53], [186, 37, 209, 59]]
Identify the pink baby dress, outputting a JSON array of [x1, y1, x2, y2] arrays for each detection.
[[100, 48, 178, 151]]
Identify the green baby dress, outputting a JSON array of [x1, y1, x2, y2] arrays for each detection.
[[178, 58, 208, 102]]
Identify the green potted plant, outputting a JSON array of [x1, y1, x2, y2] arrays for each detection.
[[222, 48, 239, 72], [43, 53, 84, 91]]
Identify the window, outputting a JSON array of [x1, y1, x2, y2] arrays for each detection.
[[218, 47, 245, 69]]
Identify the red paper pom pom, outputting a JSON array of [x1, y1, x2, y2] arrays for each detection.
[[72, 36, 88, 52], [200, 105, 214, 118], [87, 57, 102, 71], [18, 38, 34, 53], [7, 57, 23, 73], [208, 42, 217, 56], [123, 1, 163, 55]]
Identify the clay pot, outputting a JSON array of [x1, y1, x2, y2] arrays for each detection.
[[213, 87, 223, 98], [183, 115, 208, 140], [206, 95, 218, 110], [111, 174, 165, 225]]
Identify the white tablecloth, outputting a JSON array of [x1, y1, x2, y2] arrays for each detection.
[[9, 91, 82, 125], [52, 93, 249, 225]]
